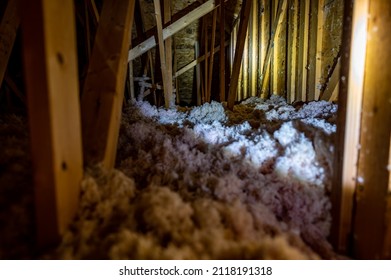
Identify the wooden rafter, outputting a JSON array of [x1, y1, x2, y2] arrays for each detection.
[[81, 0, 135, 169]]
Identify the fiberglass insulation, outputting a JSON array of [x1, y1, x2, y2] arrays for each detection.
[[51, 95, 339, 259]]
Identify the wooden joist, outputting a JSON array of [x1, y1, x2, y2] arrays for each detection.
[[81, 0, 135, 169], [0, 0, 20, 88], [331, 0, 369, 254], [129, 0, 221, 61], [227, 0, 252, 110], [22, 0, 83, 247], [258, 0, 288, 98], [206, 6, 218, 102]]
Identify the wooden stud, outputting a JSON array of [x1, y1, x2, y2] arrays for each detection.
[[249, 0, 258, 97], [81, 0, 135, 168], [195, 41, 202, 106], [227, 0, 252, 110], [0, 0, 20, 89], [203, 16, 208, 103], [297, 0, 310, 101], [287, 0, 299, 103], [164, 0, 173, 106], [258, 0, 270, 98], [271, 0, 279, 96], [353, 0, 391, 259], [314, 0, 324, 100], [219, 1, 226, 101], [22, 0, 83, 247], [258, 0, 288, 98], [331, 0, 369, 254]]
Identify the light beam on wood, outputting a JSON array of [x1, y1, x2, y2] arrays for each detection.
[[81, 0, 135, 169], [331, 0, 369, 254]]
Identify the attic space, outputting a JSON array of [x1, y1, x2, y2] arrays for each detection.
[[0, 0, 390, 260]]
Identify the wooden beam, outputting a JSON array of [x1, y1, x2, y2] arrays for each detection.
[[227, 0, 252, 110], [249, 0, 258, 97], [0, 0, 20, 88], [258, 0, 288, 98], [297, 0, 310, 101], [287, 0, 299, 103], [353, 0, 391, 259], [219, 1, 226, 101], [129, 0, 219, 61], [21, 0, 83, 247], [81, 0, 135, 168], [164, 0, 173, 106], [203, 16, 208, 103], [331, 0, 369, 254]]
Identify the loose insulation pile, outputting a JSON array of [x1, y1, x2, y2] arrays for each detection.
[[0, 96, 341, 259]]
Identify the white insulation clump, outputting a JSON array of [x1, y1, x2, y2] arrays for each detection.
[[54, 95, 339, 260]]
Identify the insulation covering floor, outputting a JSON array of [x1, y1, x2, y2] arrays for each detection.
[[0, 96, 343, 259]]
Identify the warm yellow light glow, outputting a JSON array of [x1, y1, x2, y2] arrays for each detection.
[[351, 12, 368, 83]]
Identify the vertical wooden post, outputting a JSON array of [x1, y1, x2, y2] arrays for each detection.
[[227, 0, 252, 110], [81, 0, 135, 169], [207, 6, 218, 102], [297, 0, 310, 101], [353, 0, 391, 259], [249, 0, 258, 97], [271, 0, 278, 96], [22, 0, 83, 246], [164, 0, 173, 106], [287, 0, 298, 103], [0, 0, 20, 88], [331, 0, 368, 254], [258, 0, 270, 98], [219, 0, 226, 101]]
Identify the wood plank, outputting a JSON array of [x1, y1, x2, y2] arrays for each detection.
[[227, 0, 252, 110], [219, 1, 226, 101], [203, 16, 208, 103], [297, 0, 310, 101], [195, 41, 202, 106], [129, 0, 219, 61], [258, 0, 288, 98], [271, 0, 279, 96], [331, 0, 369, 254], [287, 0, 299, 103], [21, 0, 83, 247], [0, 0, 20, 88], [81, 0, 135, 168], [353, 0, 391, 259]]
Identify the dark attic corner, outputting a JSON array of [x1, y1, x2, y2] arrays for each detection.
[[0, 0, 390, 261]]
